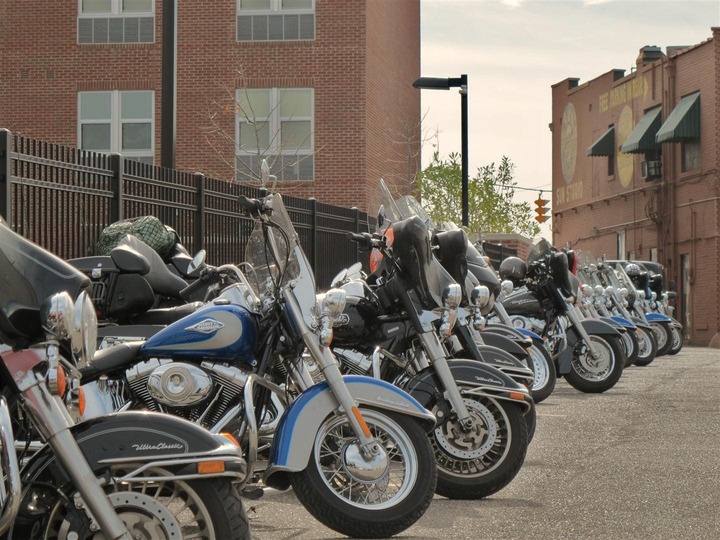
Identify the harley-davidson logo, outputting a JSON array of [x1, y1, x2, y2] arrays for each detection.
[[132, 442, 185, 451], [333, 314, 350, 327], [185, 319, 224, 334]]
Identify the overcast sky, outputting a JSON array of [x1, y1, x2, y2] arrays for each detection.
[[419, 0, 720, 237]]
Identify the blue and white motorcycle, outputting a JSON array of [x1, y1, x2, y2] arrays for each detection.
[[78, 189, 438, 538]]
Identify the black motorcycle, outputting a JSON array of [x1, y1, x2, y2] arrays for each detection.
[[335, 213, 532, 500], [0, 216, 250, 540], [497, 240, 625, 393]]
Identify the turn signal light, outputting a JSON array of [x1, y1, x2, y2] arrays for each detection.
[[220, 432, 241, 448], [509, 392, 527, 401], [56, 366, 67, 397], [77, 386, 86, 417], [198, 461, 226, 474]]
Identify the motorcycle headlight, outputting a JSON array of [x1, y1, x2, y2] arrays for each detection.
[[581, 284, 593, 297], [471, 285, 491, 309], [73, 291, 97, 369], [42, 292, 76, 342], [637, 290, 646, 300]]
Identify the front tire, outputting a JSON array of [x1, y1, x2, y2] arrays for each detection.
[[528, 343, 556, 403], [620, 328, 639, 367], [668, 326, 683, 355], [649, 322, 672, 356], [431, 395, 528, 500], [290, 408, 436, 539], [19, 469, 250, 540], [565, 334, 624, 393], [634, 327, 658, 366]]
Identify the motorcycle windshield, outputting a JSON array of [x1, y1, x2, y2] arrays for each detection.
[[575, 251, 601, 286], [378, 179, 435, 228], [0, 218, 90, 342], [244, 194, 316, 313], [527, 238, 553, 265], [377, 180, 462, 308]]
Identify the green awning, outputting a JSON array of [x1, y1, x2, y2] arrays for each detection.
[[620, 107, 662, 154], [656, 92, 700, 143], [587, 126, 615, 157]]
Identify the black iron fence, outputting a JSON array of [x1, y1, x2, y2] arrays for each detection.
[[0, 128, 373, 289]]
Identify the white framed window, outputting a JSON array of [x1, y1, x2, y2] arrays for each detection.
[[78, 90, 154, 164], [78, 0, 154, 44], [235, 88, 313, 182], [237, 0, 315, 41], [617, 230, 626, 260]]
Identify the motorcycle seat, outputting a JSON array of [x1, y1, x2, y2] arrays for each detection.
[[133, 302, 204, 325], [81, 341, 144, 381]]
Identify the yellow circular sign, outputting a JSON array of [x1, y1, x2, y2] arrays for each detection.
[[560, 103, 577, 184], [617, 105, 634, 187]]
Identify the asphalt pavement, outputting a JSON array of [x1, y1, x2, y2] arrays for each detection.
[[247, 347, 720, 540]]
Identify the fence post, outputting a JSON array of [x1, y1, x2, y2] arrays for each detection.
[[309, 197, 317, 271], [194, 172, 205, 251], [0, 129, 12, 223], [109, 153, 123, 223]]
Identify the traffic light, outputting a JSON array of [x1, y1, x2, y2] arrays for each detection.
[[534, 196, 550, 223]]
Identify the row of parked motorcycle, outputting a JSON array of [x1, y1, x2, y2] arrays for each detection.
[[0, 170, 683, 539]]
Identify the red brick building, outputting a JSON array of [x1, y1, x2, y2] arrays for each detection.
[[551, 28, 720, 346], [0, 0, 420, 213]]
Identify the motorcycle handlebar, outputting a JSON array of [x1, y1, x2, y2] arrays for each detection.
[[238, 195, 266, 216], [346, 232, 384, 251], [179, 269, 214, 300]]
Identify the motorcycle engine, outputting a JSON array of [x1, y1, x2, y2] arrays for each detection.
[[126, 359, 248, 429], [333, 348, 373, 376]]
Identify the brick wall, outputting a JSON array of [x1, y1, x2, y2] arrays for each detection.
[[0, 1, 420, 214], [551, 30, 720, 345]]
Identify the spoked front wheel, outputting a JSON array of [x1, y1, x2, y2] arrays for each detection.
[[565, 335, 624, 393], [42, 469, 250, 540], [291, 408, 436, 538], [649, 322, 672, 356], [668, 326, 683, 355], [431, 395, 528, 500], [634, 327, 658, 366], [528, 343, 556, 403]]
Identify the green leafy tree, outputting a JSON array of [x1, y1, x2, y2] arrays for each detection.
[[418, 151, 540, 238]]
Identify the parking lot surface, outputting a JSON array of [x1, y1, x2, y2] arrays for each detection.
[[248, 347, 720, 540]]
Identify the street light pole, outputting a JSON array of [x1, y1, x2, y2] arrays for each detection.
[[413, 74, 469, 227], [459, 74, 468, 227]]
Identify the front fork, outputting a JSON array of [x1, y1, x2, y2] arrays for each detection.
[[1, 347, 131, 540], [565, 302, 602, 360], [417, 330, 474, 429], [283, 289, 379, 456]]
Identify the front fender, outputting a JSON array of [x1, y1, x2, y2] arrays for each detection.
[[404, 359, 531, 413], [12, 412, 244, 538], [608, 315, 636, 329], [18, 412, 246, 510], [629, 316, 653, 331], [646, 312, 672, 324], [599, 316, 627, 332], [478, 331, 530, 361], [264, 375, 435, 490]]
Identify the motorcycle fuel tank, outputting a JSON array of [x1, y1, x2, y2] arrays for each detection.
[[502, 288, 541, 317], [141, 304, 258, 365]]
